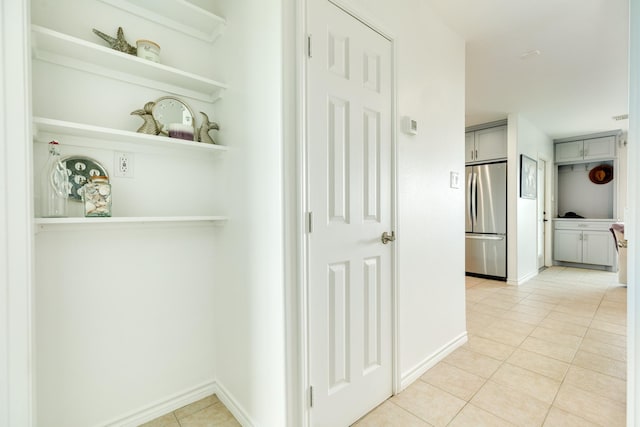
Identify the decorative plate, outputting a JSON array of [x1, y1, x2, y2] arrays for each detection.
[[62, 156, 109, 201]]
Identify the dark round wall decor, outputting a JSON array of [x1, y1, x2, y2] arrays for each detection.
[[588, 164, 613, 185], [62, 156, 109, 201]]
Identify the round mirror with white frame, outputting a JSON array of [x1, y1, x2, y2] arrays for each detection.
[[151, 96, 196, 138]]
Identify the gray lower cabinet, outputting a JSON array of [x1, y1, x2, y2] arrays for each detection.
[[554, 229, 583, 263], [582, 231, 615, 265], [553, 221, 615, 267]]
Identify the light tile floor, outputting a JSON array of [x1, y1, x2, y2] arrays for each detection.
[[355, 266, 627, 427], [143, 266, 627, 427], [139, 394, 240, 427]]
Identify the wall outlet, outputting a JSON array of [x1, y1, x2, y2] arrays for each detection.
[[114, 152, 134, 178]]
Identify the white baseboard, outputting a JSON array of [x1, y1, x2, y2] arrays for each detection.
[[98, 379, 256, 427], [214, 380, 256, 427], [101, 380, 217, 427], [507, 269, 538, 286], [399, 332, 468, 390]]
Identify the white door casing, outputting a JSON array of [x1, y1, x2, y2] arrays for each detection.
[[306, 1, 394, 426], [537, 158, 547, 269]]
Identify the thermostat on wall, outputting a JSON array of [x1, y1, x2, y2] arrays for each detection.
[[402, 117, 418, 135]]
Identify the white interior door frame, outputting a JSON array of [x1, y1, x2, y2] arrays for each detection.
[[287, 1, 399, 425], [536, 155, 552, 268], [544, 156, 554, 267], [627, 2, 639, 425], [0, 1, 36, 426], [282, 0, 306, 426]]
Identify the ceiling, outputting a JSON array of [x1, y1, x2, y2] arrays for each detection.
[[423, 0, 629, 139]]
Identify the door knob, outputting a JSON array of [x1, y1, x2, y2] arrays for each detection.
[[381, 231, 396, 244]]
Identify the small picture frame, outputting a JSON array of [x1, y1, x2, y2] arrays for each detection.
[[520, 154, 537, 199]]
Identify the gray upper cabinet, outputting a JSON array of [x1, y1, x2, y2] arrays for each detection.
[[465, 125, 507, 164], [465, 132, 475, 163], [554, 140, 583, 162], [555, 136, 616, 163], [583, 136, 616, 160]]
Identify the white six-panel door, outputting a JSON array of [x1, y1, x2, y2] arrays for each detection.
[[306, 1, 393, 426]]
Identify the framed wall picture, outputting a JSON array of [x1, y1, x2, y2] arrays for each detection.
[[520, 154, 537, 199]]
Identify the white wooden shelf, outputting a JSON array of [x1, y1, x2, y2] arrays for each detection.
[[98, 0, 226, 43], [35, 215, 227, 226], [33, 117, 228, 154], [31, 25, 227, 103]]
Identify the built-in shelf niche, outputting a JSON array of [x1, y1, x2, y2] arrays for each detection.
[[557, 160, 614, 219]]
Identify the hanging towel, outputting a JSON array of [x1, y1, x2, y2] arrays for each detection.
[[609, 223, 625, 253]]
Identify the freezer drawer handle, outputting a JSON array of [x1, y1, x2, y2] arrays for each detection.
[[466, 235, 505, 241]]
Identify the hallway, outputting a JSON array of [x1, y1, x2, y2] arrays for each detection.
[[141, 266, 626, 426], [355, 266, 627, 426]]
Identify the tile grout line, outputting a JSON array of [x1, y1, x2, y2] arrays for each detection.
[[385, 399, 435, 426], [544, 285, 610, 427], [525, 273, 607, 424], [531, 275, 626, 425], [483, 300, 557, 426], [455, 304, 551, 425], [463, 273, 621, 426], [360, 269, 623, 426]]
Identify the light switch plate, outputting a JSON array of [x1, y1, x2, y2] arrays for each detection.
[[450, 171, 460, 189], [402, 116, 418, 135]]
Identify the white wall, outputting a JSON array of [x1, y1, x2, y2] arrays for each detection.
[[35, 228, 218, 426], [0, 1, 35, 426], [207, 1, 287, 425], [507, 114, 553, 284], [340, 0, 467, 386]]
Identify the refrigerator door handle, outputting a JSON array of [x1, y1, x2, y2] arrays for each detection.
[[471, 172, 478, 227], [466, 171, 473, 227]]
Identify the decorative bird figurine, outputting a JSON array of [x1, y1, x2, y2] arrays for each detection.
[[197, 112, 220, 144], [92, 27, 137, 55], [131, 101, 161, 135]]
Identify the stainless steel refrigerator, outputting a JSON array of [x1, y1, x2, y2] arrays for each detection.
[[465, 161, 507, 279]]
